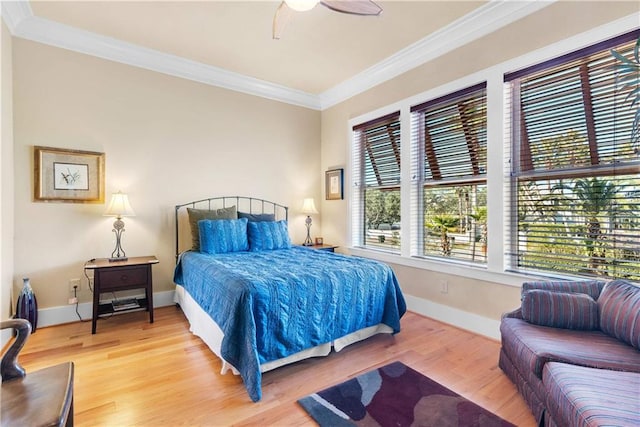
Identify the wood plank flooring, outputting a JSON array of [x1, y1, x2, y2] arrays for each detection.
[[15, 307, 536, 426]]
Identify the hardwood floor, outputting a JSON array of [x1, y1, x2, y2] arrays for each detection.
[[15, 307, 536, 426]]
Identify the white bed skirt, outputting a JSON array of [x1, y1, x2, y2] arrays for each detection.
[[173, 284, 393, 376]]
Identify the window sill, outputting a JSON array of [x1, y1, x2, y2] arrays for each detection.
[[348, 247, 560, 288]]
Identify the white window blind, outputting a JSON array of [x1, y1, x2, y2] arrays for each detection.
[[352, 112, 401, 251], [506, 31, 640, 280], [411, 83, 488, 263]]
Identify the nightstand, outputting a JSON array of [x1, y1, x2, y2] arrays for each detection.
[[84, 256, 159, 334], [300, 244, 338, 253]]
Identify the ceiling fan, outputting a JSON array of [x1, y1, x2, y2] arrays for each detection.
[[273, 0, 383, 40]]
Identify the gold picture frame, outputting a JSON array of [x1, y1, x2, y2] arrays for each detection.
[[325, 168, 344, 200], [34, 146, 105, 203]]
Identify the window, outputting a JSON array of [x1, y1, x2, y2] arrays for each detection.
[[352, 112, 401, 251], [411, 83, 488, 263], [348, 23, 639, 285], [506, 31, 640, 280]]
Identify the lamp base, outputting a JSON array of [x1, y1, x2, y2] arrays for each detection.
[[108, 256, 128, 263]]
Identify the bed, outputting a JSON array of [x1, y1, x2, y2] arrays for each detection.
[[173, 196, 406, 402]]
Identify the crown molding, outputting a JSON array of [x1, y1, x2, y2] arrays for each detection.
[[318, 0, 556, 109], [1, 0, 32, 33], [2, 1, 555, 111], [1, 1, 321, 110]]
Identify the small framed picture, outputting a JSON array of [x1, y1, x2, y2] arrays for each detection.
[[34, 146, 105, 203], [315, 237, 324, 245], [325, 168, 344, 200]]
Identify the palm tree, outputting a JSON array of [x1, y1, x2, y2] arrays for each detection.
[[469, 207, 487, 261], [429, 215, 460, 256], [572, 178, 618, 273]]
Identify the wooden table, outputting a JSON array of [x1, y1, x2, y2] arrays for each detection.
[[84, 256, 159, 334]]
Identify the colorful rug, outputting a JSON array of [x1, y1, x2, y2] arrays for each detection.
[[298, 361, 515, 427]]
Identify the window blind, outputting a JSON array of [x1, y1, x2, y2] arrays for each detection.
[[411, 83, 488, 263], [508, 31, 640, 280], [352, 112, 401, 251]]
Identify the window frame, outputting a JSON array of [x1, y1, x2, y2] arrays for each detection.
[[506, 31, 640, 280], [351, 111, 402, 252], [347, 18, 640, 288], [411, 82, 489, 264]]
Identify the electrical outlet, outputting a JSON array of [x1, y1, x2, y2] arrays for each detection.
[[69, 278, 81, 292], [439, 279, 448, 294], [68, 297, 78, 304]]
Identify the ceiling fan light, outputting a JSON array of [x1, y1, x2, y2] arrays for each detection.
[[285, 0, 319, 12]]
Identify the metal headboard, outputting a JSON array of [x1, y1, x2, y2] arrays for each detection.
[[175, 196, 289, 260]]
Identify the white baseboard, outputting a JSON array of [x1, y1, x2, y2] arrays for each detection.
[[25, 291, 500, 342], [405, 294, 501, 341], [35, 290, 176, 328]]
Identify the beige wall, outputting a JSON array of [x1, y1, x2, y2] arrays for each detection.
[[320, 2, 639, 325], [5, 1, 638, 332], [2, 21, 15, 334], [12, 39, 320, 311]]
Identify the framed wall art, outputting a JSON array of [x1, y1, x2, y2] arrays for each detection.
[[34, 146, 105, 203], [325, 168, 344, 200]]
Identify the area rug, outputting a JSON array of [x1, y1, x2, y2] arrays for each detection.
[[298, 361, 515, 427]]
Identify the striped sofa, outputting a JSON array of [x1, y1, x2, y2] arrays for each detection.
[[499, 279, 640, 426]]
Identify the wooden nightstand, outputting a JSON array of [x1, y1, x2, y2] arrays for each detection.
[[84, 256, 159, 334], [300, 244, 338, 253]]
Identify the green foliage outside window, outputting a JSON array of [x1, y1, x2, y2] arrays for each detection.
[[518, 176, 640, 280], [423, 184, 487, 262], [364, 189, 401, 249]]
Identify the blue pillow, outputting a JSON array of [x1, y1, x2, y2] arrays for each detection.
[[198, 218, 248, 254], [247, 220, 291, 251]]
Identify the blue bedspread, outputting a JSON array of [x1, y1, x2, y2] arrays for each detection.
[[173, 246, 406, 402]]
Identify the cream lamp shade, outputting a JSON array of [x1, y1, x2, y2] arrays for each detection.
[[301, 198, 319, 215], [104, 191, 135, 218]]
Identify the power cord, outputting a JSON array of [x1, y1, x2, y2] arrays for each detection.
[[75, 259, 97, 322], [83, 260, 95, 293], [72, 285, 86, 322]]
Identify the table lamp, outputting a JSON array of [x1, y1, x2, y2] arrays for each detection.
[[104, 191, 135, 262], [301, 198, 318, 246]]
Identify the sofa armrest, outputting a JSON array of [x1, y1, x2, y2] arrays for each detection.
[[502, 307, 523, 319], [522, 280, 605, 300]]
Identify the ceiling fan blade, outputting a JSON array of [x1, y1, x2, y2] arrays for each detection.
[[320, 0, 382, 16], [273, 1, 293, 40]]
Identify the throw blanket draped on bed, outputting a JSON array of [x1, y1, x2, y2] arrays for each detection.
[[173, 246, 406, 401]]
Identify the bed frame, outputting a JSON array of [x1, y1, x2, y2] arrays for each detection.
[[174, 196, 288, 260], [172, 195, 397, 401]]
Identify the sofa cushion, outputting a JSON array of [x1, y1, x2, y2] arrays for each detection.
[[522, 280, 605, 300], [598, 279, 640, 350], [543, 362, 640, 427], [500, 317, 640, 380], [522, 290, 598, 330], [499, 349, 546, 423]]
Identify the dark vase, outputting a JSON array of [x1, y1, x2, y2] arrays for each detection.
[[16, 278, 38, 333]]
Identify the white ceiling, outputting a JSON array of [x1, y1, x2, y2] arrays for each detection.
[[2, 1, 554, 109]]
